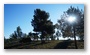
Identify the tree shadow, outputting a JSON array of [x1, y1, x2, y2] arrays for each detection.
[[34, 41, 50, 46], [54, 40, 72, 49]]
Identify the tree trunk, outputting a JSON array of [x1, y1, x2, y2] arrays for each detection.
[[37, 38, 38, 41], [41, 31, 45, 44], [73, 26, 78, 49]]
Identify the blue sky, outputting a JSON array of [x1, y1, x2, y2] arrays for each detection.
[[4, 4, 84, 38]]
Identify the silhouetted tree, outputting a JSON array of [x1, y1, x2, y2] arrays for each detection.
[[31, 9, 55, 43], [19, 37, 31, 43], [28, 32, 39, 41], [4, 37, 7, 44], [19, 33, 32, 43], [50, 34, 55, 40], [16, 26, 22, 38], [10, 31, 17, 40], [53, 35, 56, 40], [58, 6, 84, 49], [66, 6, 84, 39], [56, 31, 61, 40], [32, 33, 39, 41], [55, 23, 62, 40], [8, 26, 23, 43], [28, 32, 32, 38]]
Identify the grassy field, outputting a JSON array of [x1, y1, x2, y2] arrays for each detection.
[[4, 40, 84, 49]]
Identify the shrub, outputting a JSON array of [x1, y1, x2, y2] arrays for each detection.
[[19, 37, 32, 43]]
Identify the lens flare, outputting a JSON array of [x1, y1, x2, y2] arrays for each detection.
[[67, 16, 76, 23]]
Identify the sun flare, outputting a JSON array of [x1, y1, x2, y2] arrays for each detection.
[[67, 16, 76, 23]]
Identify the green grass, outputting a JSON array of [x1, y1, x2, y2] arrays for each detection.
[[4, 40, 84, 49]]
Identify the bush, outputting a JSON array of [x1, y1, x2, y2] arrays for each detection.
[[19, 37, 32, 43]]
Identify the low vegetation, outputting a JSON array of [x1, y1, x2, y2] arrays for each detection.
[[4, 40, 84, 49]]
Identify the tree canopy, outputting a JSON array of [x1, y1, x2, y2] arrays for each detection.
[[57, 6, 84, 39], [31, 9, 55, 43]]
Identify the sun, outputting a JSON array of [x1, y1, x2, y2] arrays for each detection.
[[67, 16, 76, 23]]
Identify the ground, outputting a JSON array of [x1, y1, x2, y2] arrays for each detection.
[[4, 40, 84, 49]]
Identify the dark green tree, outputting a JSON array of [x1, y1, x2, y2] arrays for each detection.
[[4, 37, 7, 44], [9, 26, 23, 41], [33, 33, 39, 41], [31, 9, 55, 43], [28, 32, 39, 41], [10, 31, 17, 40], [16, 26, 22, 38], [28, 32, 32, 38]]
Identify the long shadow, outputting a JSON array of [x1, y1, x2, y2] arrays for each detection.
[[54, 40, 72, 49]]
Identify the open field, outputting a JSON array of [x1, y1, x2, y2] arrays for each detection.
[[4, 40, 84, 49]]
